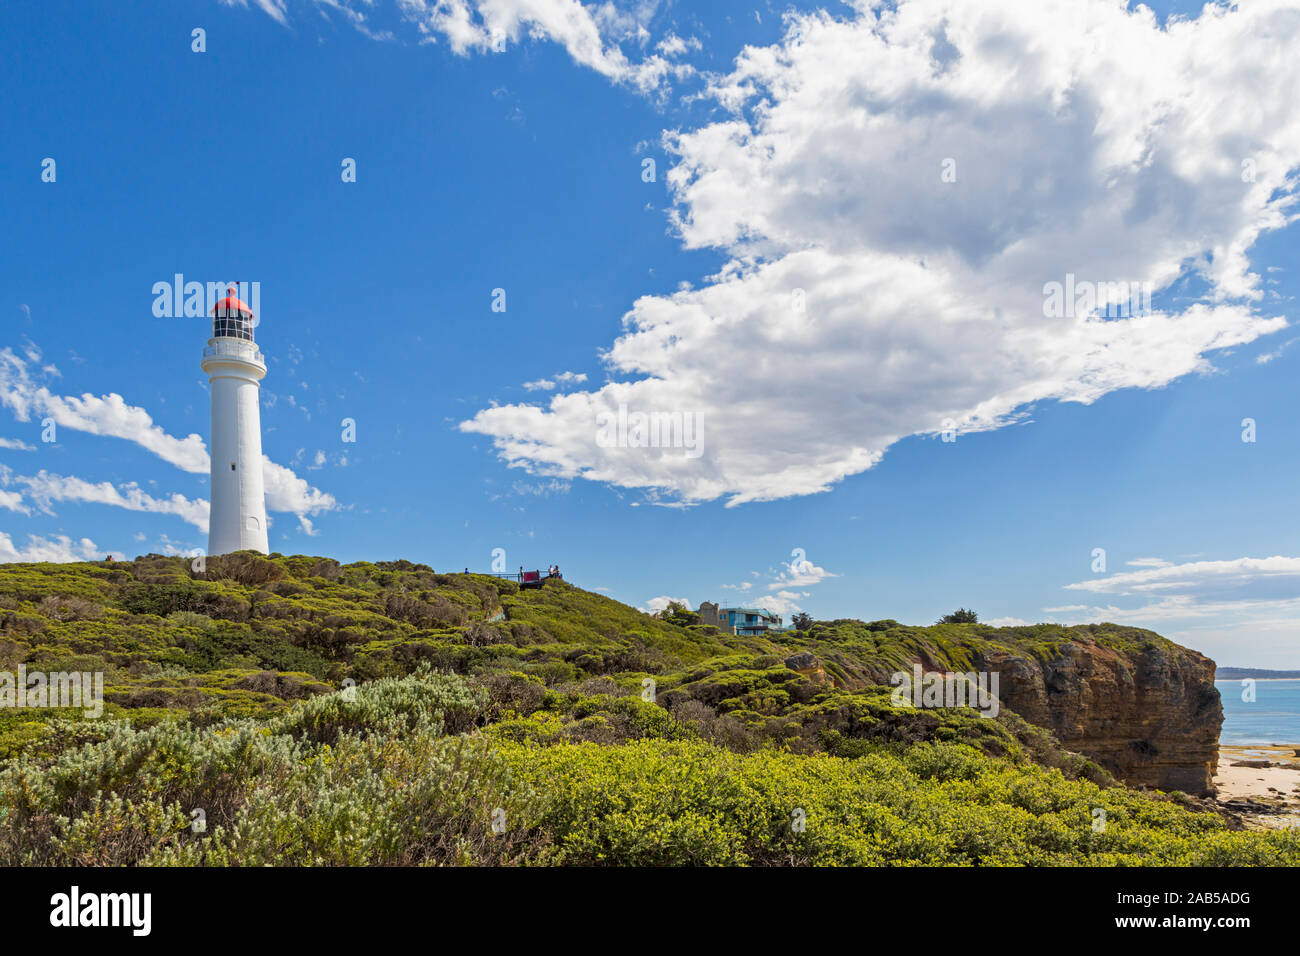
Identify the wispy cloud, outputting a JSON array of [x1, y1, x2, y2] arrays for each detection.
[[1052, 556, 1300, 659], [223, 0, 696, 92], [14, 470, 211, 531], [1064, 556, 1300, 597], [0, 341, 338, 530], [523, 371, 588, 392], [1256, 335, 1299, 364], [219, 0, 290, 27]]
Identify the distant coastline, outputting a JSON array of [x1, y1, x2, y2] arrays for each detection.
[[1216, 678, 1300, 682], [1217, 667, 1300, 680]]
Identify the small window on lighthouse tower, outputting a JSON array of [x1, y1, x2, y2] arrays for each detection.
[[246, 516, 260, 531], [230, 462, 236, 471]]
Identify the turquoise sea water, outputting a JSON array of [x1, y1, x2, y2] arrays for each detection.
[[1216, 679, 1300, 746]]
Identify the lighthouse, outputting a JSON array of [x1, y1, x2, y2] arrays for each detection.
[[202, 287, 269, 555]]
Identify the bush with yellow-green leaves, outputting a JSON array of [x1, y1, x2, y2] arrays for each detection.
[[2, 671, 1296, 867]]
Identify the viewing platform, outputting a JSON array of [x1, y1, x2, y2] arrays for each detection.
[[465, 569, 563, 590]]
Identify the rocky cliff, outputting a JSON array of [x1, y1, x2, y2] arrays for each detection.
[[805, 620, 1223, 795], [972, 631, 1222, 795]]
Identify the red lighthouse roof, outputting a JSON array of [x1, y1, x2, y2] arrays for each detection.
[[211, 287, 254, 318]]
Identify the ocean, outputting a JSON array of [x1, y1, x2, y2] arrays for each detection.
[[1216, 679, 1300, 746]]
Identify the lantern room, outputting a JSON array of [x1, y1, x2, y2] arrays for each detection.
[[210, 287, 256, 341]]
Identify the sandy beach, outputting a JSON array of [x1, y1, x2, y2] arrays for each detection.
[[1214, 745, 1300, 829]]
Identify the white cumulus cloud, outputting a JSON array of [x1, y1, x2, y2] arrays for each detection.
[[0, 347, 208, 473], [0, 531, 102, 563], [771, 552, 836, 589], [642, 595, 691, 614], [462, 0, 1298, 506]]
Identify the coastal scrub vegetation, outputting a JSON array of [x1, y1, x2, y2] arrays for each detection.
[[1, 552, 1294, 866]]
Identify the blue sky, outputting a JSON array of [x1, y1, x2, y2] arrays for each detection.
[[2, 0, 1298, 666]]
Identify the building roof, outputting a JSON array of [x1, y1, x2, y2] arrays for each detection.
[[211, 288, 254, 318]]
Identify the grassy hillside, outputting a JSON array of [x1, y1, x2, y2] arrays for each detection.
[[1, 552, 1296, 866]]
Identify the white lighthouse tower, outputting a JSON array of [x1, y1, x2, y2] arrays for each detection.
[[202, 287, 269, 555]]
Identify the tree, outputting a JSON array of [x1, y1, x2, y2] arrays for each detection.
[[661, 601, 700, 627], [937, 608, 978, 624], [791, 611, 814, 631]]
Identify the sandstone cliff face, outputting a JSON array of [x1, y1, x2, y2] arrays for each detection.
[[809, 622, 1222, 793], [968, 631, 1222, 795]]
